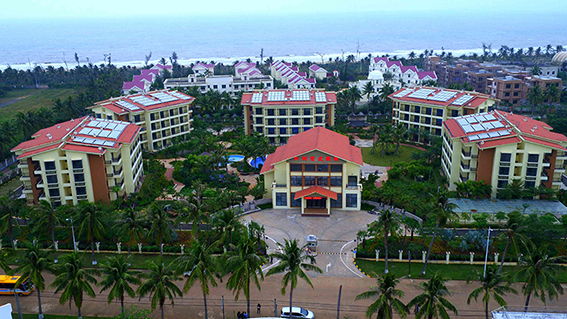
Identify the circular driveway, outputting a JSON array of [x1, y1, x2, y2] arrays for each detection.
[[243, 208, 377, 277]]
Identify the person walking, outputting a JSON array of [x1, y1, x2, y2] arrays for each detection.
[[257, 303, 261, 314], [237, 311, 241, 319]]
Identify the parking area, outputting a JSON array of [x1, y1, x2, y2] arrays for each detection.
[[244, 208, 377, 277]]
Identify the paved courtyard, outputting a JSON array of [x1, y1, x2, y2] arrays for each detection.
[[244, 208, 378, 277]]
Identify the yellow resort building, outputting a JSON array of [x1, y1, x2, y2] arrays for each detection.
[[389, 87, 497, 138], [241, 89, 337, 145], [88, 90, 194, 152], [442, 110, 567, 198], [11, 117, 143, 206], [260, 127, 363, 215]]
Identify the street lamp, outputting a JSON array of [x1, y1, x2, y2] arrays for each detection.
[[483, 227, 492, 277], [66, 218, 76, 252]]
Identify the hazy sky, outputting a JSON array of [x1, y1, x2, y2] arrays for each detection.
[[3, 0, 567, 20]]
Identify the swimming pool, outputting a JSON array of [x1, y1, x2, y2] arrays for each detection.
[[249, 156, 266, 169], [227, 155, 245, 163]]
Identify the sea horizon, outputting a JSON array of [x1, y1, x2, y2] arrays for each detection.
[[2, 11, 566, 70]]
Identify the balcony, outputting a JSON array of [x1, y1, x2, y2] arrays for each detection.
[[20, 175, 30, 181], [555, 166, 566, 173], [460, 163, 477, 172], [540, 173, 549, 182], [542, 160, 551, 168], [23, 187, 33, 194], [557, 152, 567, 160], [459, 174, 469, 182], [36, 179, 44, 188], [526, 161, 538, 168], [77, 194, 88, 201]]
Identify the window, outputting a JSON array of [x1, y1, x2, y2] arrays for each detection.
[[505, 84, 511, 89], [414, 106, 421, 113], [256, 127, 263, 133], [46, 175, 58, 184], [255, 108, 262, 115], [280, 118, 286, 125], [316, 107, 323, 114], [436, 109, 443, 116], [303, 118, 311, 125], [316, 116, 323, 123], [292, 127, 299, 134], [76, 187, 87, 195], [330, 176, 342, 186], [279, 127, 287, 135], [504, 92, 510, 97], [346, 194, 358, 207], [134, 115, 141, 122], [151, 123, 157, 130], [169, 109, 174, 116], [304, 109, 311, 115], [221, 84, 226, 89], [279, 109, 286, 116], [291, 176, 303, 186], [213, 85, 218, 89], [526, 167, 537, 176], [500, 153, 511, 162], [514, 84, 520, 89], [179, 107, 183, 114], [107, 115, 112, 120], [436, 119, 442, 126], [292, 118, 299, 125], [425, 118, 431, 125], [275, 193, 287, 206], [267, 119, 275, 125], [499, 166, 510, 175], [160, 111, 165, 118], [268, 128, 275, 134], [49, 188, 60, 197], [525, 181, 536, 188], [290, 164, 302, 171], [72, 160, 83, 169], [44, 161, 56, 170], [95, 113, 101, 119], [256, 118, 263, 125], [290, 193, 301, 207], [267, 109, 275, 116], [170, 119, 175, 125], [317, 164, 328, 172], [330, 164, 342, 172], [497, 180, 508, 188], [304, 176, 316, 186], [528, 154, 539, 163], [330, 194, 342, 207], [291, 109, 299, 115], [348, 176, 357, 187], [425, 107, 432, 115], [304, 164, 316, 172], [317, 177, 328, 186], [451, 110, 459, 117]]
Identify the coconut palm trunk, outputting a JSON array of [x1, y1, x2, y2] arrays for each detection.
[[78, 306, 82, 319], [51, 223, 57, 262], [203, 292, 209, 319], [524, 292, 531, 312], [289, 286, 294, 318], [90, 231, 96, 264], [160, 302, 164, 319], [121, 296, 125, 314], [37, 289, 44, 319], [421, 222, 439, 275], [498, 236, 511, 274], [384, 232, 389, 273], [13, 291, 23, 319]]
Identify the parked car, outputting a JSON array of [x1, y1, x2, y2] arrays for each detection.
[[280, 307, 314, 319]]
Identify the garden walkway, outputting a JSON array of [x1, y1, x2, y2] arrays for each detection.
[[158, 158, 185, 193]]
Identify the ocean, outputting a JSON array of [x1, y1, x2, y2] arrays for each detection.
[[1, 11, 566, 69]]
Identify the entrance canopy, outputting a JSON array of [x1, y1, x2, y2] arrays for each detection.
[[294, 186, 338, 200]]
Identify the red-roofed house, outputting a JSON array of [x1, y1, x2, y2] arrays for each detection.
[[192, 62, 215, 76], [309, 64, 328, 80], [88, 90, 195, 152], [11, 117, 143, 206], [389, 86, 497, 139], [261, 127, 363, 215], [270, 60, 316, 89], [442, 110, 567, 197], [122, 81, 148, 94], [241, 89, 337, 145]]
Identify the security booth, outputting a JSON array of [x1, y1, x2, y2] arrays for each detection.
[[306, 235, 318, 255]]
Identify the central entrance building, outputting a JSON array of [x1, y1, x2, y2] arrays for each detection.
[[260, 127, 363, 215]]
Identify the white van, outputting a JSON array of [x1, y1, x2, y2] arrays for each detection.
[[280, 307, 314, 319]]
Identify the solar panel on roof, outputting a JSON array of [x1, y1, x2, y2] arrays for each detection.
[[98, 130, 111, 138], [469, 135, 480, 141], [103, 141, 116, 147], [117, 100, 141, 111], [429, 90, 457, 102], [90, 128, 102, 136], [466, 117, 478, 124], [471, 124, 483, 131], [492, 122, 505, 128], [452, 95, 474, 106], [151, 92, 178, 103], [315, 92, 326, 103], [93, 139, 105, 145], [457, 118, 469, 126], [106, 123, 117, 130], [73, 137, 86, 143], [484, 114, 496, 121], [169, 91, 191, 100], [488, 132, 500, 138], [108, 131, 120, 139], [131, 96, 160, 106], [407, 89, 435, 99], [499, 130, 511, 136], [477, 133, 490, 139], [83, 138, 95, 144], [393, 89, 413, 98], [115, 124, 127, 132], [481, 122, 494, 130], [462, 125, 474, 133], [290, 91, 310, 101], [251, 93, 263, 103], [267, 91, 286, 102]]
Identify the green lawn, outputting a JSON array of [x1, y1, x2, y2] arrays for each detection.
[[0, 88, 80, 120], [356, 259, 567, 282], [0, 177, 21, 197], [361, 145, 422, 166]]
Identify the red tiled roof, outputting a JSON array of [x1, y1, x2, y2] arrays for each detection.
[[241, 89, 336, 106], [91, 90, 194, 112], [16, 144, 61, 159], [294, 186, 338, 200], [477, 137, 521, 149], [496, 110, 567, 143], [389, 86, 493, 108], [523, 136, 567, 150], [62, 144, 106, 155], [12, 117, 87, 152], [260, 127, 363, 174]]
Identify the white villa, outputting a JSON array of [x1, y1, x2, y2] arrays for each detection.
[[270, 60, 316, 89], [309, 64, 328, 80], [192, 62, 215, 75]]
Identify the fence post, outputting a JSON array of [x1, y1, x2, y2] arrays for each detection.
[[445, 251, 450, 264], [181, 244, 185, 255], [398, 250, 403, 262], [422, 251, 426, 263], [138, 243, 143, 254], [117, 242, 121, 254], [494, 253, 499, 265], [75, 242, 79, 252], [470, 252, 474, 265], [54, 241, 58, 251], [0, 239, 2, 250], [96, 242, 100, 253], [13, 240, 17, 250], [375, 250, 379, 262]]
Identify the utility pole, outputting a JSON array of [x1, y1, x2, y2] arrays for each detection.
[[260, 48, 264, 65], [221, 295, 225, 319], [484, 227, 492, 277], [274, 299, 277, 317], [337, 285, 342, 319]]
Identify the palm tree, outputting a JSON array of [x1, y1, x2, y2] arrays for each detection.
[[99, 256, 141, 315], [377, 125, 393, 157], [421, 192, 458, 276], [392, 124, 406, 156], [75, 201, 107, 265], [369, 125, 381, 155], [137, 260, 182, 319], [117, 208, 145, 256], [527, 85, 543, 116], [355, 273, 409, 319], [225, 231, 268, 315], [212, 208, 242, 251], [363, 81, 375, 113], [467, 266, 517, 319], [175, 198, 209, 239], [0, 194, 25, 249], [408, 272, 458, 319], [52, 252, 99, 319], [348, 86, 362, 113], [178, 239, 219, 319], [515, 244, 564, 312], [267, 239, 323, 316], [497, 211, 526, 274], [146, 202, 173, 258], [33, 200, 65, 262], [14, 241, 52, 319], [369, 209, 400, 273]]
